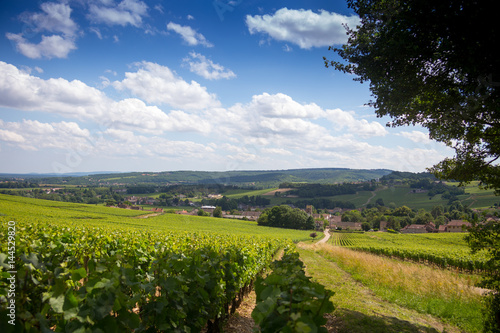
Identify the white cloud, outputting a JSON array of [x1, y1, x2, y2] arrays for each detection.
[[325, 108, 387, 138], [397, 130, 432, 143], [248, 93, 324, 119], [90, 27, 103, 39], [89, 0, 148, 27], [20, 2, 78, 36], [0, 120, 91, 151], [167, 22, 213, 47], [6, 2, 78, 59], [0, 61, 107, 116], [246, 8, 359, 49], [182, 52, 236, 80], [0, 129, 25, 143], [261, 147, 293, 156], [6, 33, 77, 59], [0, 61, 211, 134], [113, 61, 220, 109]]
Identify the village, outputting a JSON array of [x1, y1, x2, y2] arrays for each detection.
[[116, 195, 475, 234]]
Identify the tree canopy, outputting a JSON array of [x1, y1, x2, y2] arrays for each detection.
[[325, 1, 500, 329], [257, 205, 315, 230], [325, 0, 500, 192]]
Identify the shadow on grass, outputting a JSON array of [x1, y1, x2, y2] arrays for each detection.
[[329, 309, 442, 333]]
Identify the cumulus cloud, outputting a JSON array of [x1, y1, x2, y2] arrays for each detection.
[[0, 120, 91, 151], [397, 130, 432, 143], [113, 61, 220, 109], [247, 93, 324, 118], [0, 129, 25, 144], [325, 108, 388, 138], [246, 8, 359, 49], [6, 33, 77, 59], [88, 0, 148, 27], [0, 61, 210, 134], [182, 52, 236, 80], [22, 2, 78, 36], [167, 22, 213, 47], [6, 2, 78, 59]]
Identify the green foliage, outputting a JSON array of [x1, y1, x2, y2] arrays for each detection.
[[327, 0, 500, 191], [258, 205, 314, 230], [361, 222, 371, 231], [465, 220, 500, 332], [252, 249, 334, 332], [213, 206, 223, 218], [0, 219, 288, 332]]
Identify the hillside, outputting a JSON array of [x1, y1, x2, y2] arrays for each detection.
[[0, 168, 393, 187]]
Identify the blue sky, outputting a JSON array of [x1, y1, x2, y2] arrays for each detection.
[[0, 0, 453, 174]]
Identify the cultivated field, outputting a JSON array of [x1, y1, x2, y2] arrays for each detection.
[[0, 194, 490, 332], [328, 232, 488, 271]]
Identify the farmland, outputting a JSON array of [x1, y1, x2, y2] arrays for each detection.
[[0, 193, 494, 332], [0, 194, 313, 331], [329, 232, 488, 272]]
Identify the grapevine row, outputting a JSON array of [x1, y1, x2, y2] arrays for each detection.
[[0, 221, 288, 332]]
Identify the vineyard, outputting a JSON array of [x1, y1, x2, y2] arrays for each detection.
[[329, 232, 489, 271], [0, 195, 303, 332]]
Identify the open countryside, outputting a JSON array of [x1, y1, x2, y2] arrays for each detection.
[[1, 168, 499, 332], [1, 0, 499, 331]]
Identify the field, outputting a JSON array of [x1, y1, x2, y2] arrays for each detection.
[[328, 232, 488, 271], [0, 194, 491, 332], [0, 194, 313, 331], [261, 182, 497, 210], [299, 242, 484, 333]]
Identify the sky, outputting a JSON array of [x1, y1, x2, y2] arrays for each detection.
[[0, 0, 454, 174]]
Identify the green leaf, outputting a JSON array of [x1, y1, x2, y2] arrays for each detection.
[[49, 294, 65, 313], [71, 267, 87, 281]]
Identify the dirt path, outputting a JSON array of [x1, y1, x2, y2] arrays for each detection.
[[363, 185, 387, 206], [317, 228, 331, 244]]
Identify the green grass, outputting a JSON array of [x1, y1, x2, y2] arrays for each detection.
[[0, 194, 313, 242], [300, 243, 484, 333], [297, 246, 474, 333]]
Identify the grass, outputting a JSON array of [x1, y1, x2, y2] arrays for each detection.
[[302, 243, 484, 332]]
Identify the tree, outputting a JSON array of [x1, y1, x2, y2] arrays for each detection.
[[361, 222, 371, 232], [213, 206, 223, 218], [257, 205, 314, 230], [325, 1, 499, 329], [465, 219, 500, 332], [325, 0, 500, 192]]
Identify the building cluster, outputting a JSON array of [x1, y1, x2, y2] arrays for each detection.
[[398, 220, 472, 233], [115, 198, 488, 233]]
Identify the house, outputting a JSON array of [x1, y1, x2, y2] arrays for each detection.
[[425, 222, 438, 233], [438, 225, 447, 232], [335, 222, 362, 231], [201, 205, 216, 214], [329, 215, 362, 230], [445, 220, 471, 232], [241, 211, 261, 220], [400, 224, 427, 233], [314, 219, 324, 230], [329, 215, 342, 229]]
